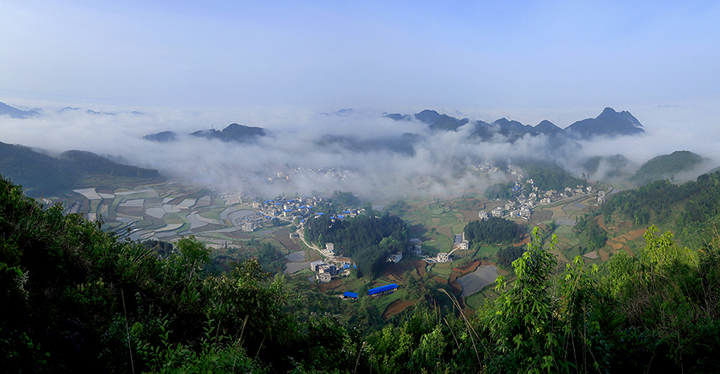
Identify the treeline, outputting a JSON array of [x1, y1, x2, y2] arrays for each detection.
[[484, 181, 514, 199], [60, 150, 160, 178], [245, 238, 284, 274], [602, 171, 720, 236], [496, 245, 525, 268], [142, 239, 174, 258], [631, 150, 703, 185], [484, 162, 586, 199], [303, 213, 408, 277], [0, 175, 370, 373], [574, 212, 608, 250], [306, 190, 363, 216], [523, 162, 586, 191], [3, 176, 720, 372], [464, 217, 520, 244], [0, 142, 161, 196]]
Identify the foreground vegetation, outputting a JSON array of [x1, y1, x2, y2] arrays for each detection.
[[2, 175, 720, 373]]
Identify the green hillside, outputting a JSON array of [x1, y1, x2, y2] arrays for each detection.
[[632, 150, 704, 185], [0, 142, 162, 196], [603, 170, 720, 247], [3, 174, 720, 373]]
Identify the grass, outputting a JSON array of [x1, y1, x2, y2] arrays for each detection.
[[464, 287, 502, 309], [429, 265, 453, 279], [473, 245, 499, 259], [370, 287, 407, 315], [464, 292, 486, 309]]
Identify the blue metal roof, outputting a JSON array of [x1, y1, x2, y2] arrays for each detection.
[[343, 292, 358, 299], [342, 211, 351, 214], [368, 283, 398, 295], [337, 214, 344, 219]]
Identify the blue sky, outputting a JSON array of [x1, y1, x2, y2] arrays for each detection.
[[1, 0, 720, 126]]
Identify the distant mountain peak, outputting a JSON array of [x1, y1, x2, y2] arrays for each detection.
[[534, 120, 562, 135], [0, 102, 40, 119], [414, 109, 442, 124], [564, 108, 645, 139], [600, 107, 617, 115], [145, 123, 266, 143]]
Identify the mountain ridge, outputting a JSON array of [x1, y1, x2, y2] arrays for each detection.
[[385, 107, 646, 140]]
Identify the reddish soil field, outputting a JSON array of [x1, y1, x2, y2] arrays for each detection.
[[412, 260, 427, 277], [449, 280, 462, 295], [450, 260, 480, 283], [317, 278, 344, 292], [432, 275, 448, 285], [513, 234, 531, 247], [453, 260, 480, 273], [597, 215, 608, 231], [382, 300, 416, 320], [598, 249, 609, 261], [382, 261, 416, 283], [607, 228, 646, 251]]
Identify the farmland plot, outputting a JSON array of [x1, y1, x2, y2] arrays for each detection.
[[457, 265, 499, 297]]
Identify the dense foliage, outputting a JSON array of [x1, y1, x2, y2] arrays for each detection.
[[602, 171, 720, 245], [484, 182, 514, 199], [142, 239, 174, 258], [632, 150, 703, 185], [522, 162, 587, 191], [495, 245, 525, 269], [574, 212, 608, 251], [303, 213, 408, 277], [3, 175, 720, 373], [330, 190, 360, 208], [0, 176, 360, 373], [464, 217, 520, 245]]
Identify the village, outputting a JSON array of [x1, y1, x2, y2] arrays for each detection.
[[475, 163, 607, 221]]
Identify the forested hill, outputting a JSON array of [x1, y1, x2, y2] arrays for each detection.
[[2, 175, 720, 372], [602, 171, 720, 245], [631, 150, 705, 185], [464, 217, 520, 245], [0, 142, 162, 196], [303, 213, 408, 277]]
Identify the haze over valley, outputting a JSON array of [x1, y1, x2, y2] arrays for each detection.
[[3, 1, 720, 372], [2, 101, 717, 201]]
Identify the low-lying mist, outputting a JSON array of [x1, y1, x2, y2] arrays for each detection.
[[2, 104, 718, 200]]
